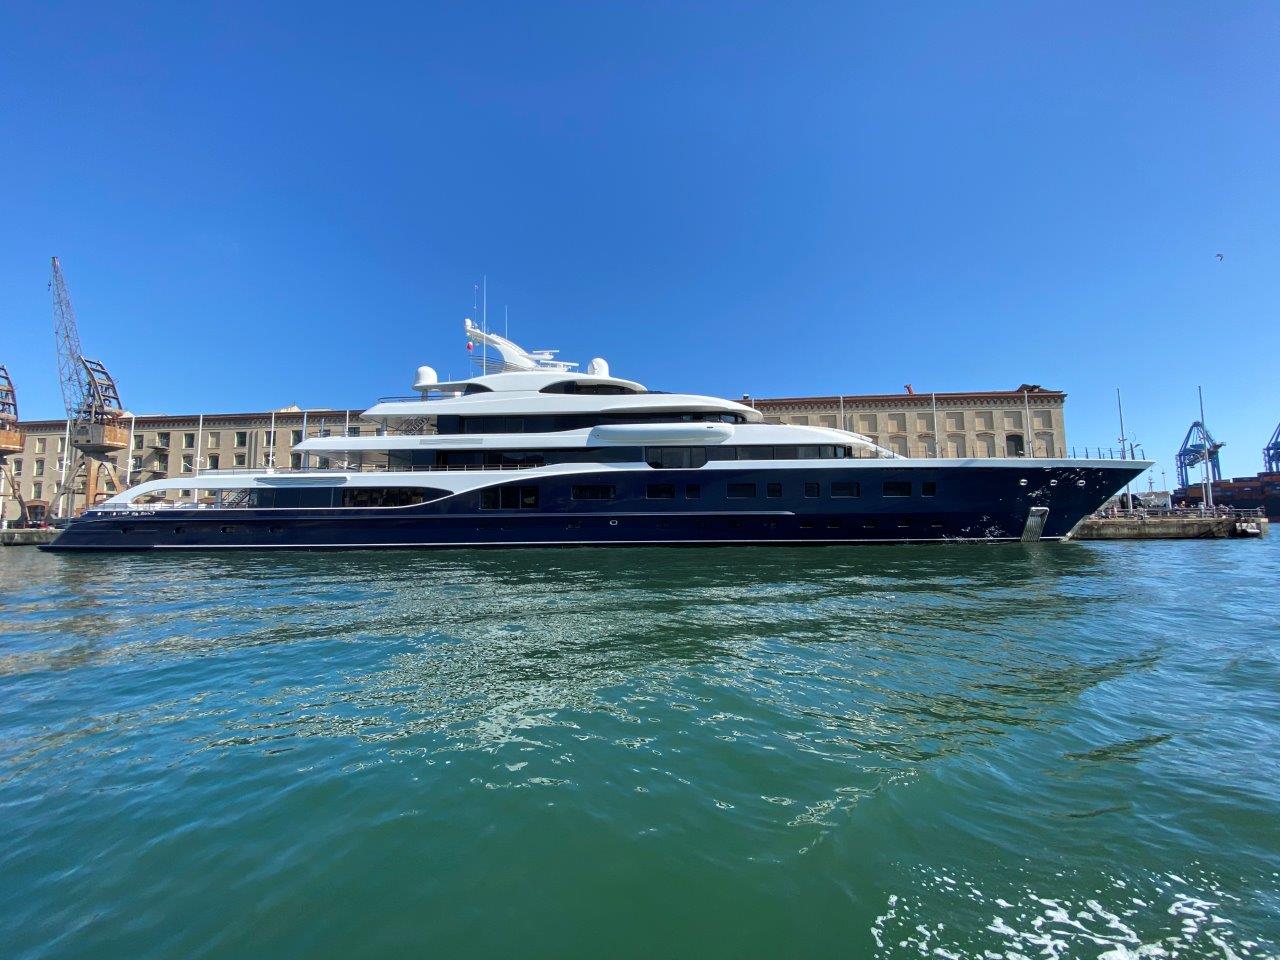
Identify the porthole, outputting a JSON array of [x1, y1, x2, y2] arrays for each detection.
[[1049, 479, 1058, 486], [1076, 479, 1086, 488], [608, 519, 618, 526], [1019, 479, 1028, 486]]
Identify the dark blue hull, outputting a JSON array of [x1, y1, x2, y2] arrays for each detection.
[[42, 463, 1145, 551]]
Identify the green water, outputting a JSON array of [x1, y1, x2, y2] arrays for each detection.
[[1, 540, 1277, 959]]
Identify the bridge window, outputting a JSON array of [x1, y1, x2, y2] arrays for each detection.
[[571, 484, 615, 501], [540, 380, 640, 395], [883, 481, 911, 497], [479, 485, 539, 510], [831, 481, 860, 498]]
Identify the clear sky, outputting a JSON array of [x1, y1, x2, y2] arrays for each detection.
[[2, 2, 1277, 483]]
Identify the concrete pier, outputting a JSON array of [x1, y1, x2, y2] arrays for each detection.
[[1071, 513, 1269, 540], [0, 528, 58, 547]]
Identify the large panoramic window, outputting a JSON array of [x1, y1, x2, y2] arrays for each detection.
[[479, 485, 540, 510], [572, 484, 615, 501], [646, 447, 709, 469]]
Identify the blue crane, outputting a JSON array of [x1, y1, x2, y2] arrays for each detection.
[[1176, 421, 1223, 489], [1265, 422, 1280, 474]]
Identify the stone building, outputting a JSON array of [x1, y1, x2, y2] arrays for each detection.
[[750, 385, 1067, 460], [2, 385, 1068, 523]]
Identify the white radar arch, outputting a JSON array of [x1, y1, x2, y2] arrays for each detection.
[[464, 318, 578, 372]]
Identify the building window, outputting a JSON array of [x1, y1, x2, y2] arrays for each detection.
[[133, 435, 144, 450], [156, 432, 171, 448], [976, 433, 996, 457], [947, 435, 967, 458], [819, 415, 837, 429], [208, 454, 220, 470], [183, 433, 195, 449], [727, 482, 756, 498], [291, 453, 302, 469], [479, 485, 539, 510], [1004, 412, 1023, 431], [859, 414, 878, 432], [922, 481, 937, 497], [234, 431, 247, 447], [685, 484, 700, 499], [571, 484, 615, 500], [766, 482, 782, 498], [33, 459, 44, 476], [883, 481, 911, 497], [1035, 432, 1055, 457], [11, 458, 20, 476], [35, 437, 46, 453], [181, 454, 193, 473], [946, 412, 964, 431], [234, 453, 247, 467], [887, 413, 906, 432], [646, 483, 676, 500], [291, 430, 303, 445], [831, 481, 859, 498], [975, 412, 994, 431], [889, 436, 909, 457], [1006, 434, 1025, 457], [32, 482, 42, 499], [804, 481, 819, 498], [347, 426, 361, 437], [263, 430, 276, 447], [207, 432, 220, 449], [790, 415, 810, 426]]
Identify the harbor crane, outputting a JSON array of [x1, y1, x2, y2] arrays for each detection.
[[48, 257, 129, 516], [0, 364, 32, 526], [1265, 422, 1280, 474], [1175, 420, 1223, 490]]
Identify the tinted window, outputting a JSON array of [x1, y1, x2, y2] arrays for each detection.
[[804, 481, 820, 498], [922, 481, 937, 497], [883, 481, 912, 497], [480, 485, 539, 509], [727, 483, 756, 498], [831, 481, 860, 498], [685, 484, 701, 499], [767, 482, 782, 498], [337, 487, 445, 507], [646, 447, 708, 469], [647, 483, 676, 499], [705, 446, 738, 461], [571, 484, 615, 501]]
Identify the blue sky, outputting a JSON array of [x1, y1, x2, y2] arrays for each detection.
[[2, 2, 1277, 482]]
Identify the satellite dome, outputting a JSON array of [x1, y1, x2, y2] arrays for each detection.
[[587, 357, 610, 377], [412, 366, 438, 393]]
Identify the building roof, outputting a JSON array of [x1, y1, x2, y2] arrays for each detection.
[[750, 385, 1066, 406]]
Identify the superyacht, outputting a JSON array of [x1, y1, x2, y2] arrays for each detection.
[[44, 321, 1148, 551]]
